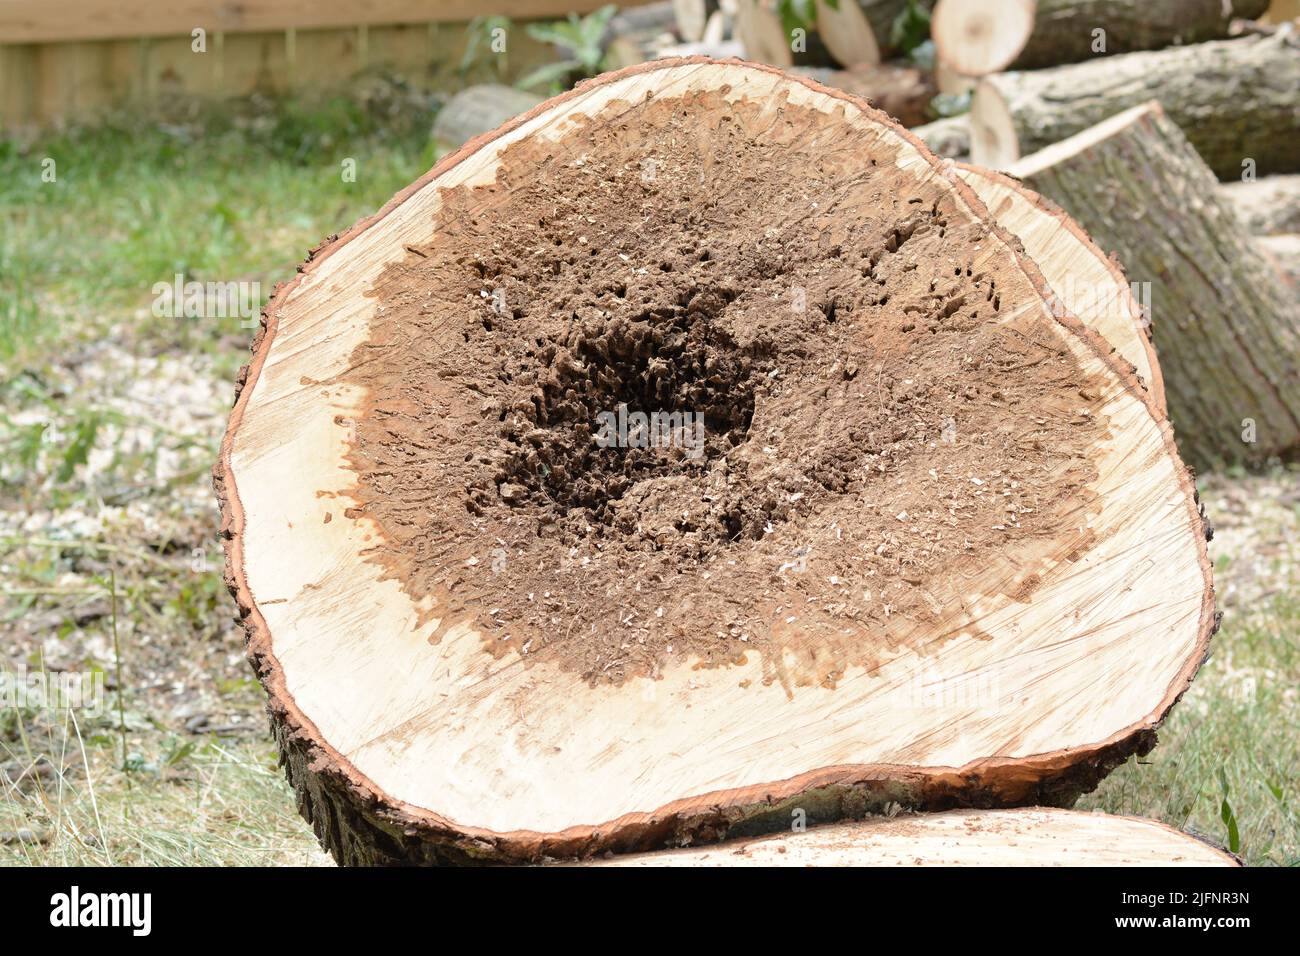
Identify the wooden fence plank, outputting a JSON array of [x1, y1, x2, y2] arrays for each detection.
[[0, 1, 652, 44]]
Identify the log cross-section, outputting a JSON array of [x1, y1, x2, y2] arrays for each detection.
[[216, 58, 1215, 866]]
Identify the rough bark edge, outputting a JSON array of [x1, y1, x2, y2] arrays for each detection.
[[953, 162, 1167, 415], [212, 56, 1218, 866]]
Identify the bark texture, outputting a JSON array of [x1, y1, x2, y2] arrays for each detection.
[[973, 31, 1300, 179], [1011, 0, 1271, 69], [1011, 103, 1300, 466], [1220, 175, 1300, 236], [1259, 234, 1300, 289]]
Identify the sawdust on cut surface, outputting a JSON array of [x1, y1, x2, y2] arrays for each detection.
[[341, 87, 1112, 687]]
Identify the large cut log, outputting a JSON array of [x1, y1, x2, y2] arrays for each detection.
[[590, 808, 1238, 865], [935, 0, 1271, 74], [1220, 175, 1300, 236], [970, 31, 1300, 179], [216, 59, 1214, 866], [955, 164, 1164, 411], [1008, 102, 1300, 466]]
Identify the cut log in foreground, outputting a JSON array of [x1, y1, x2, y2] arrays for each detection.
[[217, 59, 1214, 865], [955, 164, 1164, 412], [1009, 102, 1300, 467], [971, 31, 1300, 179], [588, 808, 1238, 866]]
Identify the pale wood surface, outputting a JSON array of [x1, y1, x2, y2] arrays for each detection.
[[591, 808, 1238, 866], [222, 58, 1212, 853], [931, 0, 1036, 76], [814, 0, 881, 67], [956, 164, 1165, 412]]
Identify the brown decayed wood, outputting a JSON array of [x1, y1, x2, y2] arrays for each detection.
[[215, 58, 1216, 865], [955, 163, 1165, 414]]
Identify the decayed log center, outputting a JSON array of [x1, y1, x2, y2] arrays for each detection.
[[217, 60, 1214, 864], [346, 87, 1112, 688]]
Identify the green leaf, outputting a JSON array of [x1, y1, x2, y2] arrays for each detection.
[[57, 412, 100, 484], [890, 0, 932, 57], [1220, 798, 1241, 854]]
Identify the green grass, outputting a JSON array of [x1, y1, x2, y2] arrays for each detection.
[[1, 92, 1297, 866], [0, 87, 438, 375], [1, 90, 440, 867], [1080, 593, 1300, 866], [1, 706, 325, 866]]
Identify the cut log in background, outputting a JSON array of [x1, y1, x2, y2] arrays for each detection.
[[934, 0, 1271, 74], [588, 808, 1239, 866], [1221, 175, 1300, 237], [1008, 101, 1300, 467], [216, 59, 1214, 865], [812, 0, 882, 67], [930, 0, 1036, 76], [733, 0, 792, 66], [431, 85, 545, 149], [796, 63, 936, 127], [911, 114, 970, 158], [857, 0, 936, 58], [970, 30, 1300, 179]]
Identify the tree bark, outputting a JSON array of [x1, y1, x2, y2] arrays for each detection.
[[216, 59, 1214, 865], [1011, 0, 1271, 70], [588, 808, 1239, 865], [971, 31, 1300, 179], [1220, 175, 1300, 236], [1259, 234, 1300, 289], [1009, 101, 1300, 466]]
